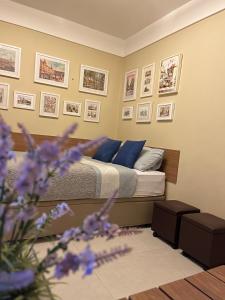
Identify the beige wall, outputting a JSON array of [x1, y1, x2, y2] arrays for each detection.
[[118, 10, 225, 218], [0, 20, 123, 139]]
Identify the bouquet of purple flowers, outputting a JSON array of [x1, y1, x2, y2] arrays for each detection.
[[0, 118, 131, 300]]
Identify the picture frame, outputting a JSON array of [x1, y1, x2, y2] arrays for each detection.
[[34, 52, 70, 88], [0, 82, 10, 110], [84, 100, 101, 123], [136, 102, 152, 123], [79, 65, 109, 96], [122, 106, 133, 120], [123, 69, 138, 101], [40, 92, 60, 118], [14, 91, 36, 110], [0, 43, 21, 78], [156, 103, 175, 121], [63, 101, 81, 117], [158, 54, 182, 95], [140, 64, 155, 98]]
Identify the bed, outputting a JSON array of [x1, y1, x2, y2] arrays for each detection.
[[10, 132, 180, 235]]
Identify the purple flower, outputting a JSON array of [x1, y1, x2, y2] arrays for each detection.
[[50, 202, 73, 220], [37, 141, 60, 164], [0, 269, 34, 292], [54, 252, 80, 279], [79, 246, 96, 276], [17, 123, 35, 151], [17, 205, 36, 222], [35, 213, 48, 230], [59, 227, 81, 244], [57, 124, 78, 147]]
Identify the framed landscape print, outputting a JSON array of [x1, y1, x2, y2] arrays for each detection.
[[34, 53, 70, 88], [0, 83, 9, 110], [140, 64, 155, 98], [158, 54, 182, 95], [123, 69, 138, 101], [79, 65, 109, 96], [122, 106, 133, 120], [156, 103, 174, 121], [0, 43, 21, 78], [14, 91, 36, 110], [63, 101, 81, 117], [136, 102, 152, 123], [84, 100, 101, 123], [40, 92, 60, 118]]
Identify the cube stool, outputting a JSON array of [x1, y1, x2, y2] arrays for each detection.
[[151, 200, 200, 249], [179, 213, 225, 269]]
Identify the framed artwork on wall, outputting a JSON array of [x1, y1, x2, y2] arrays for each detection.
[[0, 82, 9, 110], [140, 64, 155, 98], [156, 103, 175, 121], [136, 102, 152, 123], [34, 52, 70, 88], [123, 69, 138, 101], [84, 100, 101, 123], [63, 101, 81, 117], [122, 106, 133, 120], [158, 54, 182, 95], [0, 43, 21, 78], [40, 92, 60, 118], [79, 65, 109, 96], [14, 91, 36, 110]]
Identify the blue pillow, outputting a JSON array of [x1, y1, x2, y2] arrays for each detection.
[[93, 138, 122, 162], [112, 140, 146, 168]]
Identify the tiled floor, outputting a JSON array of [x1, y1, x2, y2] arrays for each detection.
[[35, 228, 202, 300]]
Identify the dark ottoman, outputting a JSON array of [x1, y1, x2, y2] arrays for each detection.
[[152, 200, 200, 248], [179, 213, 225, 269]]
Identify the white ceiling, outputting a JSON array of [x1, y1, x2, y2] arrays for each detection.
[[11, 0, 192, 39]]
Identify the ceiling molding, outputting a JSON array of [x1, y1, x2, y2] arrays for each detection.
[[0, 0, 225, 57]]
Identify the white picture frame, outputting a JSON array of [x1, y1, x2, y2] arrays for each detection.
[[40, 92, 60, 118], [0, 82, 10, 110], [14, 91, 36, 110], [140, 63, 155, 98], [123, 69, 138, 101], [0, 43, 21, 78], [136, 102, 152, 123], [63, 101, 81, 117], [122, 106, 133, 120], [84, 99, 101, 123], [158, 54, 182, 95], [34, 52, 70, 88], [156, 103, 175, 121], [79, 65, 109, 96]]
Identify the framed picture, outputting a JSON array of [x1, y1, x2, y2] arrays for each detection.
[[140, 64, 155, 98], [63, 101, 81, 117], [40, 92, 60, 118], [34, 52, 70, 88], [0, 43, 21, 78], [14, 91, 36, 110], [79, 65, 109, 96], [156, 103, 175, 121], [84, 100, 101, 123], [136, 102, 152, 123], [123, 69, 138, 101], [0, 83, 10, 110], [158, 54, 182, 95], [122, 106, 133, 120]]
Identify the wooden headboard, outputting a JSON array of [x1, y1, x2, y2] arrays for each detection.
[[11, 132, 180, 184]]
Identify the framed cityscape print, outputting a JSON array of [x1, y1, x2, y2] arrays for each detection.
[[79, 65, 109, 96], [0, 83, 9, 110], [14, 91, 36, 110], [158, 54, 182, 95], [84, 100, 101, 123], [140, 64, 155, 98], [156, 103, 174, 121], [122, 106, 133, 120], [123, 69, 138, 101], [40, 92, 60, 118], [136, 102, 152, 123], [0, 43, 21, 78], [34, 53, 70, 88], [63, 101, 81, 117]]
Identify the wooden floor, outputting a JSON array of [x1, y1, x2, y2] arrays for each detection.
[[119, 265, 225, 300]]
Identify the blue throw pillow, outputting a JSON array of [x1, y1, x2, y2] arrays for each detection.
[[112, 140, 146, 168], [93, 139, 122, 162]]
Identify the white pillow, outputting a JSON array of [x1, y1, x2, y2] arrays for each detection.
[[134, 147, 164, 171]]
